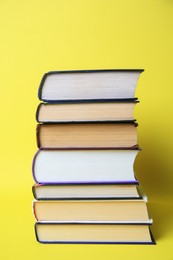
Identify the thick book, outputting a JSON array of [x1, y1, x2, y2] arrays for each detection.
[[33, 199, 150, 222], [36, 101, 138, 123], [35, 222, 155, 244], [36, 122, 138, 149], [32, 149, 139, 184], [38, 69, 144, 102], [32, 183, 142, 200]]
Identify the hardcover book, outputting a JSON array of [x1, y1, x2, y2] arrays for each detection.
[[35, 222, 155, 244], [33, 149, 139, 184], [32, 184, 142, 200], [38, 69, 144, 102], [36, 101, 138, 123], [36, 122, 138, 149], [33, 199, 151, 222]]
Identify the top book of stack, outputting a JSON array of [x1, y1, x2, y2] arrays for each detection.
[[38, 69, 144, 102]]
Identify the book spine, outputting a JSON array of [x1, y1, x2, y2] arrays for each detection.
[[36, 124, 41, 149], [32, 149, 40, 183], [32, 185, 38, 200], [32, 201, 38, 221], [34, 222, 40, 242], [36, 103, 43, 123], [38, 73, 48, 101]]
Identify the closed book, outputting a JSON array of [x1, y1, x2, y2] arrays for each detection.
[[38, 69, 144, 102], [32, 149, 139, 184], [36, 122, 138, 149], [35, 222, 155, 244], [32, 184, 141, 200], [33, 199, 150, 222], [36, 101, 138, 123]]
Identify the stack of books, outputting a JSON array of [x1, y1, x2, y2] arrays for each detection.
[[32, 69, 155, 244]]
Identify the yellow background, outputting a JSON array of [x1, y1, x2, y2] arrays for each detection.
[[0, 0, 173, 259]]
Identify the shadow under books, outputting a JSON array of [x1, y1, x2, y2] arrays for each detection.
[[135, 138, 173, 241]]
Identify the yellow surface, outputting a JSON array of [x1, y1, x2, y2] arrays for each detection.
[[0, 0, 172, 259]]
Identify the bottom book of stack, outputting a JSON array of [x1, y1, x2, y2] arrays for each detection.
[[33, 196, 155, 244], [35, 222, 154, 244]]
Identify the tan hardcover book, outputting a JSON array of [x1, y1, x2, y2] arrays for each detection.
[[36, 101, 138, 123], [33, 199, 150, 222], [35, 222, 154, 244], [32, 184, 141, 200], [37, 122, 138, 149]]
